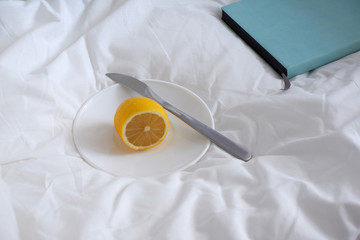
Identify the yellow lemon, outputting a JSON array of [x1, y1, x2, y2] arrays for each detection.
[[114, 96, 169, 150]]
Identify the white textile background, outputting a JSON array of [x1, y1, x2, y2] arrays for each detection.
[[1, 0, 360, 239]]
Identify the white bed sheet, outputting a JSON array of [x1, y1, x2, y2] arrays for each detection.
[[1, 0, 360, 239]]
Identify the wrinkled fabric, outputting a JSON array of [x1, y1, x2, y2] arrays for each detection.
[[1, 0, 360, 239]]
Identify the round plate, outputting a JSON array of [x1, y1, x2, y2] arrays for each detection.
[[72, 80, 214, 178]]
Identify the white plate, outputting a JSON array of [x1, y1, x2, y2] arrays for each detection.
[[72, 80, 214, 178]]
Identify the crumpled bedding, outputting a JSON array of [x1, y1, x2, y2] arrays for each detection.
[[1, 0, 360, 239]]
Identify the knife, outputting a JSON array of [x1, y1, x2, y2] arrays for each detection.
[[106, 73, 252, 161]]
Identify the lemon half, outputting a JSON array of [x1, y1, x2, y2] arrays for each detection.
[[114, 96, 169, 150]]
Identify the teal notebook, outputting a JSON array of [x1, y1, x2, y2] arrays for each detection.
[[222, 0, 360, 89]]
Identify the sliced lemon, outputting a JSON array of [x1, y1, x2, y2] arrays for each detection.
[[114, 96, 169, 150]]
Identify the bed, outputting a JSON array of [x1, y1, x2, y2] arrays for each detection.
[[1, 0, 360, 239]]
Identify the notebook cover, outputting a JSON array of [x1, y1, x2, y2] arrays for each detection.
[[222, 0, 360, 80]]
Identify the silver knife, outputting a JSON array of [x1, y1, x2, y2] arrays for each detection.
[[106, 73, 252, 161]]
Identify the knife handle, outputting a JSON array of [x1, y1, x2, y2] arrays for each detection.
[[163, 103, 252, 161]]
